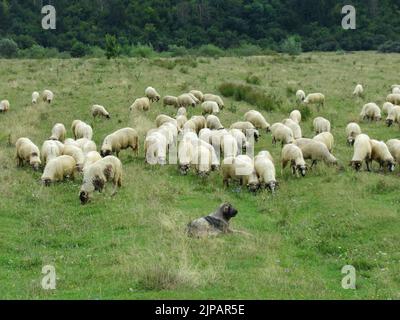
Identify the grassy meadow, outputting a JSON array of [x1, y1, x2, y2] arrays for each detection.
[[0, 52, 399, 299]]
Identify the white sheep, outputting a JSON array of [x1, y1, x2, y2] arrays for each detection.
[[0, 100, 10, 112], [386, 139, 400, 164], [75, 138, 97, 154], [289, 110, 302, 124], [204, 94, 224, 110], [188, 93, 200, 105], [32, 92, 40, 104], [15, 138, 41, 170], [385, 105, 400, 127], [304, 93, 325, 109], [351, 134, 372, 171], [282, 118, 302, 139], [42, 90, 54, 103], [387, 94, 400, 105], [145, 86, 161, 102], [295, 139, 337, 167], [313, 132, 334, 152], [163, 96, 179, 108], [41, 140, 64, 165], [130, 97, 151, 112], [92, 105, 110, 119], [176, 115, 188, 130], [176, 107, 187, 117], [255, 152, 277, 192], [190, 90, 204, 102], [360, 103, 381, 122], [83, 151, 102, 174], [206, 115, 224, 130], [244, 110, 270, 132], [221, 134, 239, 158], [191, 116, 207, 133], [156, 114, 178, 128], [201, 101, 220, 115], [229, 129, 250, 153], [178, 94, 196, 108], [222, 155, 259, 192], [296, 90, 306, 103], [270, 123, 294, 146], [346, 122, 361, 146], [230, 121, 260, 142], [192, 145, 213, 177], [393, 87, 400, 94], [281, 144, 307, 177], [49, 123, 66, 142], [41, 155, 77, 186], [382, 102, 394, 116], [178, 134, 195, 175], [313, 117, 331, 134], [79, 156, 123, 204], [71, 120, 93, 140], [101, 128, 139, 158], [63, 144, 85, 171], [353, 84, 364, 97], [145, 131, 167, 165], [370, 139, 395, 172]]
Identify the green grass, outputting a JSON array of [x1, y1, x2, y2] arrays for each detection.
[[0, 52, 399, 299]]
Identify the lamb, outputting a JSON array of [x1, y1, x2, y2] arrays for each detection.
[[83, 151, 102, 174], [351, 134, 372, 171], [42, 90, 54, 103], [313, 132, 334, 152], [101, 128, 139, 158], [79, 156, 123, 204], [189, 90, 204, 102], [145, 131, 167, 165], [92, 105, 110, 119], [313, 117, 331, 134], [270, 123, 294, 146], [230, 129, 250, 152], [201, 101, 220, 115], [71, 120, 93, 140], [254, 152, 277, 192], [176, 115, 188, 130], [296, 90, 306, 103], [304, 93, 325, 109], [387, 94, 400, 105], [32, 91, 40, 104], [281, 144, 307, 177], [230, 121, 260, 142], [163, 96, 179, 108], [353, 84, 364, 97], [382, 102, 394, 116], [370, 139, 395, 172], [130, 97, 151, 112], [282, 118, 302, 139], [156, 114, 178, 128], [15, 138, 41, 170], [49, 123, 66, 142], [222, 155, 260, 192], [385, 105, 400, 127], [145, 86, 161, 102], [206, 115, 224, 130], [41, 140, 64, 165], [0, 100, 10, 112], [244, 110, 271, 132], [289, 110, 302, 124], [360, 103, 381, 122], [346, 122, 362, 146], [177, 94, 196, 108], [295, 139, 337, 167], [386, 139, 400, 164], [204, 94, 224, 110], [221, 134, 239, 158], [63, 144, 85, 171], [41, 155, 77, 186]]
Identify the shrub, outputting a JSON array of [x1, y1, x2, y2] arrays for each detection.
[[228, 44, 264, 57], [245, 74, 261, 85], [154, 58, 176, 70], [197, 44, 224, 57], [105, 35, 121, 59], [0, 38, 19, 58], [70, 41, 87, 58], [378, 41, 400, 53], [129, 44, 155, 58], [280, 36, 302, 56], [168, 45, 189, 57], [18, 45, 65, 59]]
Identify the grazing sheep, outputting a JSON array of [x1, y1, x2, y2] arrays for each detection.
[[360, 103, 381, 122], [222, 155, 259, 192], [189, 90, 204, 102], [385, 105, 400, 127], [41, 140, 64, 165], [191, 116, 207, 133], [282, 118, 302, 139], [393, 87, 400, 94], [41, 155, 77, 186], [370, 140, 396, 172], [42, 90, 54, 103], [92, 105, 110, 119], [206, 115, 224, 130], [157, 122, 178, 148], [188, 93, 200, 105], [270, 123, 294, 146], [346, 122, 361, 146], [295, 139, 337, 167], [351, 134, 372, 171], [244, 110, 270, 132], [176, 107, 187, 117], [49, 123, 66, 142], [201, 101, 220, 115], [391, 85, 400, 90], [313, 117, 331, 134], [281, 144, 307, 177], [296, 90, 306, 103], [204, 94, 224, 110], [386, 139, 400, 164], [63, 144, 85, 171], [15, 138, 41, 170], [156, 114, 178, 128], [313, 132, 334, 152], [187, 203, 239, 238], [255, 152, 277, 192], [79, 156, 123, 205], [130, 97, 151, 112], [192, 145, 213, 177], [353, 84, 364, 97], [75, 138, 97, 154], [230, 121, 260, 142], [178, 135, 195, 175], [145, 131, 167, 165], [101, 128, 139, 158], [382, 102, 394, 116], [178, 94, 196, 108], [387, 94, 400, 105], [83, 151, 102, 174], [0, 100, 10, 112], [176, 115, 188, 130], [32, 91, 40, 104], [221, 134, 239, 158], [163, 95, 179, 108], [145, 86, 161, 102], [182, 119, 197, 133], [289, 110, 302, 124], [71, 120, 93, 140], [230, 129, 250, 152], [304, 93, 325, 109], [199, 128, 213, 145]]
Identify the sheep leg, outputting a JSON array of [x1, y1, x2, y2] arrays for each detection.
[[366, 160, 371, 172], [311, 160, 317, 168]]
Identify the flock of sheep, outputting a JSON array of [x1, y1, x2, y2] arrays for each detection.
[[8, 82, 400, 206]]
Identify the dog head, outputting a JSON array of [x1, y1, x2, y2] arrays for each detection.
[[221, 203, 238, 221]]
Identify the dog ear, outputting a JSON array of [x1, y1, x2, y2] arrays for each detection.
[[93, 175, 105, 191], [103, 164, 113, 179]]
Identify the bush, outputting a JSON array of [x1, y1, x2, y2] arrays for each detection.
[[280, 36, 302, 56], [246, 74, 261, 85], [0, 38, 19, 58], [378, 41, 400, 53], [197, 44, 224, 57], [18, 45, 65, 59], [168, 45, 189, 57], [105, 34, 121, 59], [70, 41, 87, 58], [129, 44, 155, 58], [228, 44, 264, 57]]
